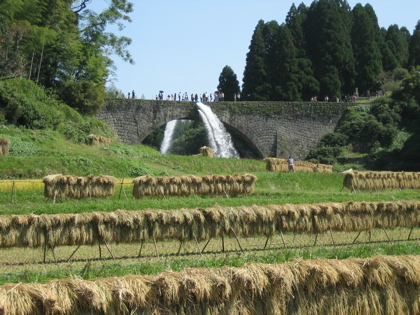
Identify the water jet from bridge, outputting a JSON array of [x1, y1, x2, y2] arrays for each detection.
[[197, 102, 239, 158], [160, 120, 177, 154]]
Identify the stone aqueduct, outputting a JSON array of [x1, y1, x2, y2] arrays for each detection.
[[97, 99, 351, 159]]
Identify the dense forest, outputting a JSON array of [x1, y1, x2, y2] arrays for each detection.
[[239, 0, 420, 101]]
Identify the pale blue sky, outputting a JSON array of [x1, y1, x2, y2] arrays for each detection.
[[90, 0, 419, 100]]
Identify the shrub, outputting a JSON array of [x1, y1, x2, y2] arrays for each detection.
[[56, 80, 106, 115], [319, 132, 348, 147], [0, 78, 64, 129], [306, 146, 344, 164]]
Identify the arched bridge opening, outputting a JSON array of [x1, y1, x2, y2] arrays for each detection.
[[142, 117, 264, 159]]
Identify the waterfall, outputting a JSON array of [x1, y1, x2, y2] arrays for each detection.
[[160, 120, 177, 154], [197, 102, 239, 158]]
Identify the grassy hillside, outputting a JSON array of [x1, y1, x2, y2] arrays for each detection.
[[1, 126, 419, 215]]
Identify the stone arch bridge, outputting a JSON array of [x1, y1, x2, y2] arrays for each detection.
[[97, 99, 350, 159]]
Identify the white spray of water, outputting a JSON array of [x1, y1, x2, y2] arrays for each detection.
[[197, 102, 239, 158], [160, 120, 177, 154]]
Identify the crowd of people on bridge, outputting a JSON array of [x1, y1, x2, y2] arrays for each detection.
[[113, 90, 241, 102], [156, 91, 227, 102]]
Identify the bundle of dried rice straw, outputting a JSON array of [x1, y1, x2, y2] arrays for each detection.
[[42, 174, 118, 199], [132, 173, 257, 198], [264, 158, 333, 173], [0, 255, 418, 314]]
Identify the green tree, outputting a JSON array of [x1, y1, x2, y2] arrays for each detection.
[[0, 0, 57, 80], [242, 20, 267, 100], [304, 0, 356, 99], [57, 80, 105, 115], [286, 3, 319, 100], [385, 24, 410, 68], [270, 25, 301, 100], [0, 0, 134, 115], [351, 4, 382, 95], [296, 57, 319, 101], [217, 65, 240, 101], [261, 20, 281, 100], [408, 21, 420, 68], [170, 120, 207, 155], [364, 4, 398, 72], [285, 3, 308, 57]]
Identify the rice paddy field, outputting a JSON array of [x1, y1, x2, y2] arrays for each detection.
[[0, 132, 419, 314]]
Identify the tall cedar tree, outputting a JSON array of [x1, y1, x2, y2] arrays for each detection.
[[242, 20, 267, 100], [408, 21, 420, 68], [351, 4, 382, 95], [272, 25, 301, 100], [262, 20, 281, 100], [304, 0, 356, 100], [286, 3, 319, 101], [385, 25, 410, 69], [285, 3, 308, 57], [263, 20, 281, 100], [364, 4, 398, 72], [217, 66, 240, 101]]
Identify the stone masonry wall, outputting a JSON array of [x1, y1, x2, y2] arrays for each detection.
[[97, 99, 349, 159]]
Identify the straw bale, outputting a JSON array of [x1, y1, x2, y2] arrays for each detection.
[[107, 276, 151, 310], [342, 169, 420, 191], [88, 134, 112, 146], [133, 173, 257, 198], [0, 137, 11, 156], [0, 200, 419, 249], [0, 283, 38, 315], [264, 158, 333, 173], [153, 272, 182, 306], [0, 255, 420, 314], [42, 174, 117, 199], [232, 263, 270, 297], [199, 146, 214, 157]]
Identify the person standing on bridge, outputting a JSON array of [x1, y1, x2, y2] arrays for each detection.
[[287, 155, 296, 172]]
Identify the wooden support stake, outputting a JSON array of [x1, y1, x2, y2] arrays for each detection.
[[313, 233, 319, 246], [153, 237, 159, 258], [380, 225, 392, 243], [201, 237, 212, 253], [118, 178, 124, 199], [50, 245, 57, 263], [177, 240, 183, 255], [263, 236, 270, 249], [280, 230, 287, 249], [329, 228, 336, 247], [230, 227, 243, 252], [104, 241, 115, 260], [221, 236, 225, 252], [99, 244, 102, 259], [11, 181, 17, 203], [407, 227, 414, 240], [138, 241, 144, 257], [43, 244, 47, 263], [352, 230, 362, 244], [193, 235, 202, 256], [67, 245, 81, 262]]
